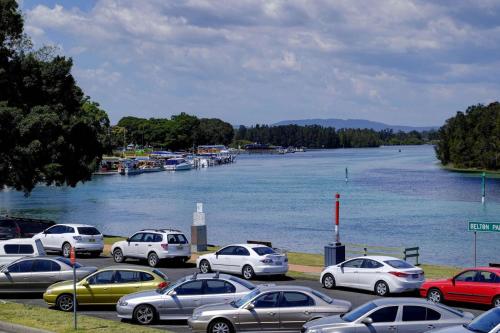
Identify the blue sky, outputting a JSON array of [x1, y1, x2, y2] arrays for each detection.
[[20, 0, 500, 126]]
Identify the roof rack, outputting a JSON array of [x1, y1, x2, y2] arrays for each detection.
[[214, 271, 220, 279], [140, 228, 183, 233], [191, 272, 198, 280]]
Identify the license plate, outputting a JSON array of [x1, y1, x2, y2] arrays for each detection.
[[412, 274, 419, 279], [177, 245, 183, 249], [89, 239, 95, 242], [275, 261, 282, 265]]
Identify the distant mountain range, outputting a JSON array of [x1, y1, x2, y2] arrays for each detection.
[[272, 118, 438, 132]]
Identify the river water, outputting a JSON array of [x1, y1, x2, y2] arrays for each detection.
[[1, 145, 499, 267]]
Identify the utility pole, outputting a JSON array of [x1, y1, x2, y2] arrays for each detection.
[[481, 172, 486, 204]]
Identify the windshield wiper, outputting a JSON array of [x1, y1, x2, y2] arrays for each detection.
[[464, 325, 487, 333]]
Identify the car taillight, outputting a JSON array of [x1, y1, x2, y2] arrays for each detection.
[[260, 259, 273, 264], [157, 281, 168, 289], [161, 244, 168, 250], [389, 271, 409, 278]]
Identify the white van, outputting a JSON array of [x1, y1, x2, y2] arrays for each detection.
[[0, 238, 46, 266]]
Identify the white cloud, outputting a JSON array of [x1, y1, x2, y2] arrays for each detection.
[[22, 0, 500, 125]]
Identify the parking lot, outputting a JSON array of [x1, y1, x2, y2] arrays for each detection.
[[0, 254, 489, 333]]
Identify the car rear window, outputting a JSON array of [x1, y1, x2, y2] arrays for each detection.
[[153, 269, 168, 281], [229, 276, 256, 290], [252, 247, 276, 256], [77, 227, 100, 235], [311, 289, 334, 304], [384, 260, 414, 269], [4, 244, 34, 254], [166, 234, 188, 244], [55, 257, 82, 268]]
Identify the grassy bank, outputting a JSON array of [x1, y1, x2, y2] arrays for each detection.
[[102, 237, 462, 279], [0, 302, 165, 333], [441, 164, 500, 176]]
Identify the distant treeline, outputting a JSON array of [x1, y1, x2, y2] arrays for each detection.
[[112, 114, 439, 150], [234, 124, 438, 148], [112, 113, 234, 150], [436, 102, 500, 171]]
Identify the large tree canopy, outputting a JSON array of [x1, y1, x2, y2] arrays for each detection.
[[0, 0, 110, 193], [436, 102, 500, 170]]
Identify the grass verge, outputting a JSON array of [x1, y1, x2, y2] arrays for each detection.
[[0, 302, 165, 333]]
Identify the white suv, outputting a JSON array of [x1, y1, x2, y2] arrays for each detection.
[[33, 224, 104, 258], [111, 229, 191, 267]]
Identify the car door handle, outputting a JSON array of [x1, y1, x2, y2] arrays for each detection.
[[135, 244, 139, 246], [388, 326, 397, 331], [148, 245, 152, 247], [304, 311, 310, 315], [267, 312, 276, 316], [427, 325, 435, 329]]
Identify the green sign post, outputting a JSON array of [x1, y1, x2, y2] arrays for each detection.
[[467, 221, 500, 266]]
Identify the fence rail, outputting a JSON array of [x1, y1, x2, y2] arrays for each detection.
[[346, 243, 420, 266]]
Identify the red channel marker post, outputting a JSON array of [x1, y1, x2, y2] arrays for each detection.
[[335, 193, 340, 245], [70, 246, 77, 329]]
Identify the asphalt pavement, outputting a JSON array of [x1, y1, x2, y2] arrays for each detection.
[[0, 254, 489, 332]]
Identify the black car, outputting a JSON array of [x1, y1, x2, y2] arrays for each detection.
[[0, 217, 56, 240]]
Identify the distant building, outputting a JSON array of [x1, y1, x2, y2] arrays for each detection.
[[197, 145, 227, 154]]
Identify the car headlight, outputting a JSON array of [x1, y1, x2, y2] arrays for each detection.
[[306, 328, 322, 333], [45, 289, 53, 295], [118, 300, 128, 306]]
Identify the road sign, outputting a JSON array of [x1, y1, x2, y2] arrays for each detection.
[[468, 221, 500, 233]]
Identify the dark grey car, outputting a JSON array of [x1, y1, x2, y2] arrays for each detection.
[[0, 256, 97, 292], [188, 285, 352, 333], [302, 298, 475, 333], [116, 273, 257, 324]]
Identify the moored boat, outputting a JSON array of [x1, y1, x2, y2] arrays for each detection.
[[164, 158, 192, 171]]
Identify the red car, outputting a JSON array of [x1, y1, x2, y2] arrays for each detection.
[[420, 267, 500, 308]]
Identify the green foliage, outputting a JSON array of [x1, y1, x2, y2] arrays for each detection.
[[234, 125, 430, 148], [436, 102, 500, 170], [115, 114, 233, 150], [0, 0, 110, 193]]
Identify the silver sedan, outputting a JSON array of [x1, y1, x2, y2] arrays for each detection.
[[0, 256, 97, 293], [188, 285, 352, 333], [302, 298, 475, 333], [116, 273, 256, 324]]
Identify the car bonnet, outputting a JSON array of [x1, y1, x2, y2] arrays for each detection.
[[121, 289, 159, 302], [302, 315, 350, 330]]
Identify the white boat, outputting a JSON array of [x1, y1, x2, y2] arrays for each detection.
[[138, 160, 164, 173], [164, 158, 192, 171], [119, 160, 143, 175]]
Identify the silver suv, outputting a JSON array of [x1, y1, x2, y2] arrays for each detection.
[[111, 229, 191, 267], [116, 273, 256, 324]]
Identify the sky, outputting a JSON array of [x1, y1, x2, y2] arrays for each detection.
[[20, 0, 500, 126]]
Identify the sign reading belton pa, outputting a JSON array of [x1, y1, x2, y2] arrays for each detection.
[[468, 221, 500, 233]]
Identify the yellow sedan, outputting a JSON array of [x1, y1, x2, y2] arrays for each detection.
[[44, 265, 169, 311]]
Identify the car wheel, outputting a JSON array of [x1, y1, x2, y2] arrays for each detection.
[[56, 294, 75, 312], [147, 252, 159, 267], [242, 265, 255, 280], [493, 295, 500, 308], [200, 260, 211, 273], [62, 242, 72, 258], [322, 273, 336, 289], [113, 248, 125, 263], [209, 319, 233, 333], [427, 288, 443, 304], [133, 304, 156, 325], [375, 281, 390, 296]]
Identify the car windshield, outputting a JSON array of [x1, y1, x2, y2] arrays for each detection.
[[229, 276, 256, 290], [157, 276, 186, 294], [55, 257, 82, 268], [233, 289, 261, 307], [342, 302, 377, 322], [466, 308, 500, 333], [77, 227, 100, 235], [384, 260, 414, 269], [252, 247, 276, 256]]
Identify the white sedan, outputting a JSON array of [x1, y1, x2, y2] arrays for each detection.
[[320, 255, 424, 296], [196, 243, 288, 279]]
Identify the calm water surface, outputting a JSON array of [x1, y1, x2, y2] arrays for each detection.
[[1, 145, 499, 267]]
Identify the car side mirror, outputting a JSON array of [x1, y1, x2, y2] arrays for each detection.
[[126, 238, 130, 243], [169, 290, 177, 296], [361, 317, 373, 325], [82, 280, 89, 287], [1, 268, 9, 274], [451, 278, 455, 285], [245, 303, 255, 310]]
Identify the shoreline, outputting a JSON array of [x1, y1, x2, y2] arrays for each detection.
[[440, 163, 500, 175]]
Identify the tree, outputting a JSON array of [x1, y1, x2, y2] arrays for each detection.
[[0, 0, 110, 193], [197, 118, 234, 146]]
